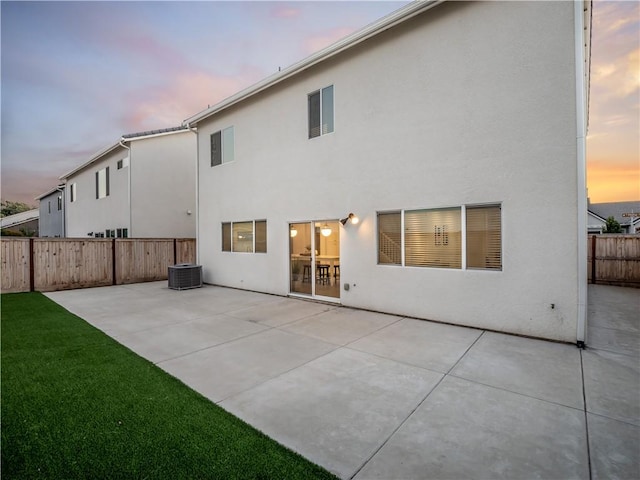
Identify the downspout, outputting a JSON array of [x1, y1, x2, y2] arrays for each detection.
[[119, 138, 132, 237], [55, 185, 66, 237], [185, 122, 199, 264], [574, 0, 589, 348]]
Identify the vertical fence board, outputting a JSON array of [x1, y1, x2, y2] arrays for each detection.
[[1, 238, 196, 293], [1, 238, 30, 293], [176, 238, 196, 264], [589, 235, 640, 287], [115, 239, 175, 285], [33, 239, 113, 292]]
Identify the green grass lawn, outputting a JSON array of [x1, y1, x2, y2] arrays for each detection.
[[1, 292, 337, 479]]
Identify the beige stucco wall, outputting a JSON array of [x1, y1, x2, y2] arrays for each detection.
[[130, 131, 196, 238], [196, 1, 581, 342]]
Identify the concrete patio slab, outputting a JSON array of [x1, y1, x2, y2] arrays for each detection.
[[582, 348, 640, 426], [43, 282, 639, 480], [282, 308, 401, 346], [221, 348, 442, 479], [116, 314, 269, 363], [348, 318, 482, 373], [354, 375, 589, 480], [158, 328, 336, 402], [451, 331, 584, 409], [227, 298, 336, 327], [588, 325, 640, 358], [588, 413, 640, 480]]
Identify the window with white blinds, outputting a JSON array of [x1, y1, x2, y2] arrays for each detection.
[[308, 85, 334, 138], [405, 208, 462, 269], [377, 204, 502, 271], [377, 212, 401, 265], [466, 205, 502, 270]]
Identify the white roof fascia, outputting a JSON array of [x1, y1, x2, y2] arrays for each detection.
[[184, 0, 444, 126]]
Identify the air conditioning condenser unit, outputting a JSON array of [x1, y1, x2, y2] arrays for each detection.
[[168, 264, 203, 290]]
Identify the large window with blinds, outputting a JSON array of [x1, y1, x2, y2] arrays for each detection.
[[377, 205, 501, 270], [222, 220, 267, 253], [308, 85, 334, 138]]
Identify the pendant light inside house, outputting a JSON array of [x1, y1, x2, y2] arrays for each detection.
[[321, 223, 332, 237], [290, 226, 298, 238]]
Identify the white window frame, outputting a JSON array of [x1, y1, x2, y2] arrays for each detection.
[[69, 183, 77, 203], [211, 126, 234, 167], [308, 85, 334, 139], [222, 220, 267, 254], [376, 203, 502, 271]]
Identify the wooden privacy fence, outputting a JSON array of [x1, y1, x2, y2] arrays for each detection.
[[1, 238, 196, 293], [588, 235, 640, 288]]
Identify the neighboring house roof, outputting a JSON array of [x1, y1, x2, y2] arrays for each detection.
[[122, 125, 187, 140], [1, 209, 39, 229], [589, 201, 640, 228], [35, 185, 65, 201], [60, 125, 189, 180], [184, 0, 445, 126], [184, 0, 591, 128]]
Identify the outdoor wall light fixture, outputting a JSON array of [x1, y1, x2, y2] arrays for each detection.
[[320, 223, 332, 237], [340, 213, 359, 226], [290, 226, 298, 238]]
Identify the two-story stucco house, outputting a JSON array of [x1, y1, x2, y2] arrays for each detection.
[[185, 0, 591, 344], [36, 185, 65, 237], [60, 126, 196, 239]]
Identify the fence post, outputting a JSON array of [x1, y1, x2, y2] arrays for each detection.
[[29, 238, 35, 292], [173, 238, 177, 265], [591, 235, 597, 285], [112, 239, 117, 286]]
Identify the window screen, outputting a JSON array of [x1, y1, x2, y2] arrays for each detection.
[[211, 131, 222, 167]]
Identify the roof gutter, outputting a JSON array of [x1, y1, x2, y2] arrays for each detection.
[[184, 0, 445, 126]]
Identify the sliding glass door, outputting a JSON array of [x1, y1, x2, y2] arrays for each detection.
[[289, 221, 340, 300]]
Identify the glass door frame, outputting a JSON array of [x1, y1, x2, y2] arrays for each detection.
[[288, 220, 340, 303]]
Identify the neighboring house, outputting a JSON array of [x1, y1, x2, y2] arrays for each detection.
[[185, 1, 591, 344], [60, 126, 196, 238], [588, 201, 640, 234], [1, 209, 39, 236], [36, 185, 65, 237]]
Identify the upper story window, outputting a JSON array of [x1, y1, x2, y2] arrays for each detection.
[[117, 157, 129, 170], [96, 167, 109, 199], [211, 126, 234, 167], [57, 195, 62, 211], [308, 85, 334, 138], [69, 183, 77, 203]]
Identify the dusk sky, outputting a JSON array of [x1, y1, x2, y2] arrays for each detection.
[[1, 1, 638, 206]]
